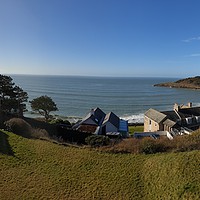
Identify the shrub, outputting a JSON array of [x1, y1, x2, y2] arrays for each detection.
[[49, 118, 71, 127], [31, 128, 49, 139], [4, 118, 32, 138], [139, 138, 163, 154], [49, 118, 64, 124], [4, 118, 49, 139], [100, 130, 200, 154], [85, 135, 110, 147]]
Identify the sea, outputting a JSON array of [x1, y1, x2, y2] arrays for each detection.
[[11, 75, 200, 124]]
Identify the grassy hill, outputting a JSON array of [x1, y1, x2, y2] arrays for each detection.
[[154, 76, 200, 89], [0, 130, 200, 200]]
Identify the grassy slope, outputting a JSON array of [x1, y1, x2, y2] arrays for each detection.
[[0, 131, 200, 200]]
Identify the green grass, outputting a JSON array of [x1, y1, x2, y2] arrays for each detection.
[[129, 125, 144, 135], [0, 130, 200, 200]]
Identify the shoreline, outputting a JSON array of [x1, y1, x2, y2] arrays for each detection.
[[24, 111, 144, 125]]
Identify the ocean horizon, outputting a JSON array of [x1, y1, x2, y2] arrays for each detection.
[[10, 74, 200, 123]]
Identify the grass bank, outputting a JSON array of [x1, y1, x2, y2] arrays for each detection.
[[0, 130, 200, 200]]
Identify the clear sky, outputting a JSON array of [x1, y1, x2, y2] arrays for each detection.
[[1, 0, 200, 77]]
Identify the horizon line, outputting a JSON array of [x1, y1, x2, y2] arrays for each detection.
[[4, 73, 182, 79]]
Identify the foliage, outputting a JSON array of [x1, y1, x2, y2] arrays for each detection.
[[30, 95, 58, 121], [85, 135, 110, 147], [49, 118, 71, 127], [102, 129, 200, 154], [0, 131, 200, 200], [4, 118, 48, 139], [0, 74, 28, 116], [139, 138, 163, 154]]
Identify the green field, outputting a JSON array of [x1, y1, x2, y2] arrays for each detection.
[[129, 125, 144, 135], [0, 130, 200, 200]]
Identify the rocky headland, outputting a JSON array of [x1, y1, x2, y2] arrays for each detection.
[[154, 76, 200, 89]]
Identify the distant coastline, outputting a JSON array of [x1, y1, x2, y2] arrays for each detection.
[[154, 76, 200, 90]]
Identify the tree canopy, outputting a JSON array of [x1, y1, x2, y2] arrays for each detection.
[[0, 74, 28, 116], [30, 95, 58, 121]]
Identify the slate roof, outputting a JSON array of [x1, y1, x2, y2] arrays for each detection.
[[81, 112, 98, 125], [93, 107, 106, 123], [145, 108, 167, 123], [81, 107, 106, 126], [163, 119, 177, 127], [103, 112, 120, 129], [162, 107, 200, 123], [161, 111, 180, 122], [178, 107, 200, 117]]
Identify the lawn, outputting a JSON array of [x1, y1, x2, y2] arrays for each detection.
[[0, 130, 200, 200], [129, 125, 144, 135]]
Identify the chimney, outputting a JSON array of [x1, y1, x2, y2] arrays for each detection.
[[187, 102, 192, 108], [174, 103, 180, 111], [91, 108, 95, 115]]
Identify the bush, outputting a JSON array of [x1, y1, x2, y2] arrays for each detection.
[[100, 130, 200, 154], [4, 118, 49, 139], [49, 118, 71, 127], [139, 138, 163, 154], [85, 135, 110, 147], [5, 118, 32, 138]]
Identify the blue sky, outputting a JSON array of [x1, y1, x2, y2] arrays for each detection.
[[0, 0, 200, 77]]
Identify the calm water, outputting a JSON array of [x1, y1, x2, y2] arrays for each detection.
[[11, 75, 200, 123]]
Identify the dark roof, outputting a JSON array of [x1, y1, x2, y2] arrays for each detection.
[[145, 108, 167, 123], [103, 112, 120, 129], [179, 107, 200, 117], [161, 111, 180, 122], [81, 113, 98, 125], [81, 107, 106, 126], [93, 107, 106, 123], [162, 107, 200, 121]]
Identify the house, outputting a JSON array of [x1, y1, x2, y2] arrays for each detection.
[[73, 108, 129, 137], [144, 102, 200, 136]]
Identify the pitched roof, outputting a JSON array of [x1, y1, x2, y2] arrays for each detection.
[[93, 107, 106, 123], [161, 111, 180, 122], [103, 112, 120, 128], [81, 112, 98, 125], [179, 107, 200, 117], [162, 107, 200, 122], [163, 119, 177, 127], [81, 107, 106, 126], [145, 108, 166, 123]]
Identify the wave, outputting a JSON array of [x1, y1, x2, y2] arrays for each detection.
[[120, 113, 144, 124], [193, 102, 200, 107]]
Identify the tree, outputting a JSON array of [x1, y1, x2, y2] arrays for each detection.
[[30, 95, 58, 121], [0, 74, 28, 117]]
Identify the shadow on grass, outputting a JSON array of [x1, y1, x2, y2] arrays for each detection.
[[0, 130, 14, 156]]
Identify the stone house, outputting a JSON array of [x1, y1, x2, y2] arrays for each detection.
[[144, 103, 200, 135]]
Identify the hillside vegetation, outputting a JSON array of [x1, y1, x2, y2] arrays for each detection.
[[0, 130, 200, 200], [154, 76, 200, 89]]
